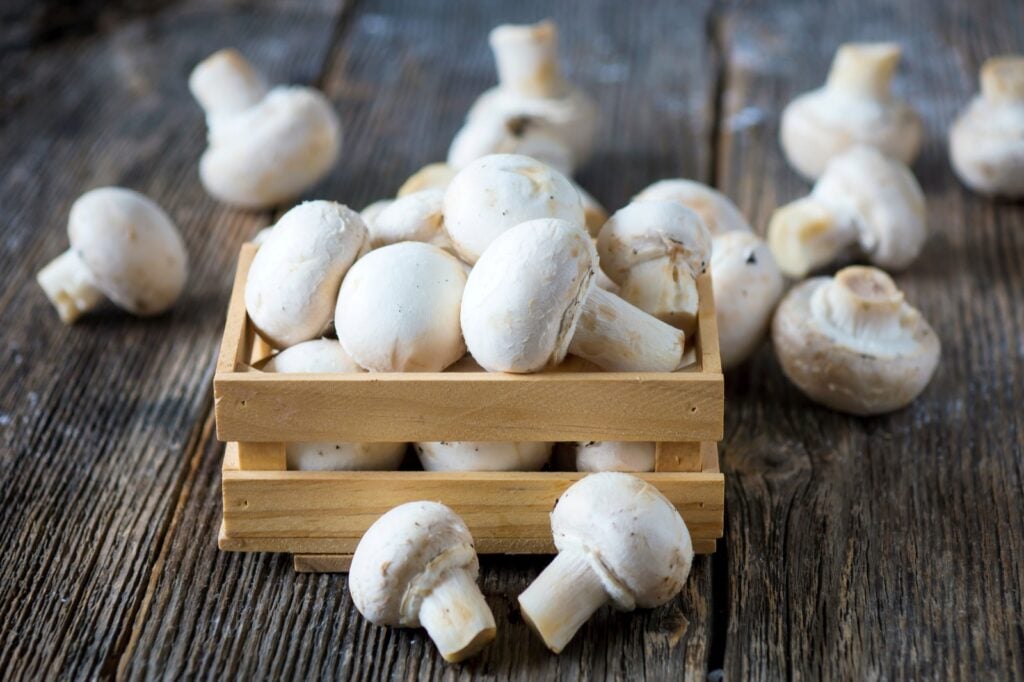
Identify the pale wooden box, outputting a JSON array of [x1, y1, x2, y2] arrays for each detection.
[[215, 244, 725, 572]]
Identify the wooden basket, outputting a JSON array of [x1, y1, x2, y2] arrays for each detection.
[[215, 244, 725, 572]]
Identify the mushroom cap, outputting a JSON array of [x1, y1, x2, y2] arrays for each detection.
[[262, 338, 364, 373], [461, 218, 595, 373], [414, 441, 552, 471], [67, 187, 188, 316], [359, 199, 393, 231], [447, 113, 575, 176], [771, 266, 940, 415], [596, 200, 712, 285], [200, 86, 341, 209], [245, 201, 366, 349], [335, 241, 467, 372], [368, 189, 452, 251], [349, 501, 480, 627], [397, 163, 458, 197], [780, 44, 922, 180], [442, 153, 584, 264], [552, 473, 693, 609], [571, 441, 655, 472], [949, 56, 1024, 197], [710, 232, 785, 370], [633, 179, 751, 235], [812, 146, 927, 271]]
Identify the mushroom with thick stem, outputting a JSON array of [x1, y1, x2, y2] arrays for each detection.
[[949, 56, 1024, 197], [633, 179, 752, 235], [442, 153, 584, 265], [189, 49, 341, 209], [335, 242, 467, 372], [596, 200, 713, 336], [780, 42, 922, 181], [263, 340, 405, 470], [563, 441, 655, 472], [349, 501, 496, 662], [518, 472, 693, 653], [245, 201, 366, 349], [771, 265, 940, 415], [461, 218, 686, 373], [711, 231, 786, 370], [767, 145, 926, 279], [414, 442, 552, 471], [37, 187, 188, 324]]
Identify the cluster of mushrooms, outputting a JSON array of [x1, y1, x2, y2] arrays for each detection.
[[32, 18, 1024, 662]]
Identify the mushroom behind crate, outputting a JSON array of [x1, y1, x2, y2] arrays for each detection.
[[561, 441, 656, 473], [414, 442, 552, 471]]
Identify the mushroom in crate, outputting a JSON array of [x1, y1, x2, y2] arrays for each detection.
[[414, 442, 552, 471]]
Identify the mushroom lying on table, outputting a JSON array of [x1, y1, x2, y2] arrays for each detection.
[[37, 187, 188, 324], [518, 473, 693, 653], [349, 501, 496, 662], [950, 55, 1024, 197], [780, 42, 922, 180], [414, 442, 552, 471], [245, 201, 366, 349], [772, 265, 940, 415], [767, 145, 927, 279], [263, 340, 405, 470], [461, 218, 687, 373]]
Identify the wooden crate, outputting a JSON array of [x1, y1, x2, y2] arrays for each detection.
[[215, 244, 725, 572]]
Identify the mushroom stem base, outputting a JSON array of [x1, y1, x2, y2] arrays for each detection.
[[36, 249, 104, 324], [517, 549, 610, 653], [418, 568, 496, 663], [569, 286, 686, 372]]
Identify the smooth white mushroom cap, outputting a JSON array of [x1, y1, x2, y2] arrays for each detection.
[[367, 189, 452, 251], [262, 338, 364, 373], [571, 441, 655, 472], [63, 187, 188, 316], [633, 179, 752, 235], [949, 56, 1024, 197], [772, 266, 940, 415], [711, 232, 785, 370], [414, 441, 552, 471], [245, 201, 366, 349], [552, 473, 693, 609], [442, 153, 584, 264], [461, 218, 594, 373], [447, 113, 575, 176], [336, 242, 467, 372], [780, 42, 922, 180], [397, 163, 458, 197], [349, 501, 481, 627], [359, 199, 393, 231]]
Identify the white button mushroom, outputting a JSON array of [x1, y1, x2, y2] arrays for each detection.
[[711, 232, 786, 370], [263, 340, 405, 470], [771, 265, 940, 415], [442, 153, 584, 264], [461, 218, 686, 373], [335, 242, 467, 372], [448, 113, 576, 175], [633, 178, 752, 235], [518, 472, 693, 653], [567, 441, 655, 472], [245, 201, 366, 349], [349, 501, 496, 662], [414, 441, 552, 471], [949, 56, 1024, 197], [36, 187, 188, 324], [780, 42, 922, 180], [596, 200, 713, 336], [189, 49, 341, 209], [397, 162, 458, 197], [366, 189, 453, 252], [359, 199, 393, 231], [767, 145, 927, 279]]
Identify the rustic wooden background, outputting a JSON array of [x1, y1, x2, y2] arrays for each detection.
[[1, 0, 1022, 679]]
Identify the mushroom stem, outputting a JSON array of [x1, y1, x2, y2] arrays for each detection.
[[980, 56, 1024, 104], [568, 286, 687, 372], [518, 549, 609, 653], [489, 21, 567, 98], [36, 249, 105, 324], [826, 43, 900, 100], [619, 256, 701, 334], [417, 568, 497, 663], [767, 197, 858, 279], [812, 266, 905, 340], [189, 49, 269, 118]]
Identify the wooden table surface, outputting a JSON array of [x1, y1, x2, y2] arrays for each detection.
[[1, 0, 1022, 679]]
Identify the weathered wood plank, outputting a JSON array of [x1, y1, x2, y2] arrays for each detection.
[[0, 1, 346, 679], [716, 0, 1024, 678], [123, 0, 721, 678]]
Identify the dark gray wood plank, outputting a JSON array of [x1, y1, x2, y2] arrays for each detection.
[[121, 0, 721, 679], [715, 0, 1024, 678], [0, 1, 346, 679]]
